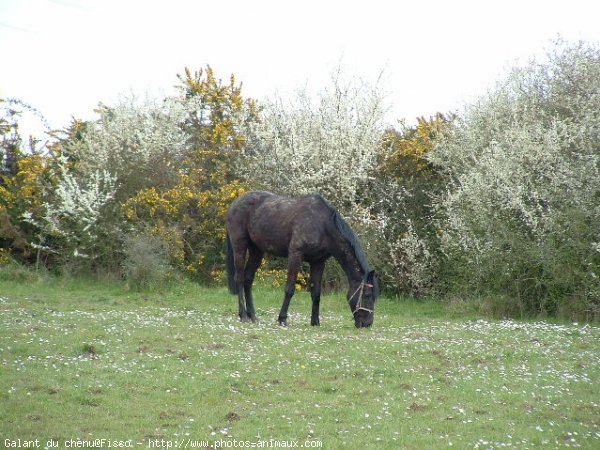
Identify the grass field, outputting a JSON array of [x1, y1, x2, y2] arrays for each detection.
[[1, 278, 599, 449]]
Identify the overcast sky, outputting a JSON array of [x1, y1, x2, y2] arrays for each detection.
[[2, 0, 600, 136]]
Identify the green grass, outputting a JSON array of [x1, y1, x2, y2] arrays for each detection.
[[1, 278, 599, 449]]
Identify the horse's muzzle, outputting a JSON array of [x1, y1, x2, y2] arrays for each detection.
[[355, 315, 374, 328]]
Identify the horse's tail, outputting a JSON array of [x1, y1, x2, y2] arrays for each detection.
[[226, 234, 237, 295]]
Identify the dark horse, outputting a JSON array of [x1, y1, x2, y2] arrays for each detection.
[[226, 191, 379, 328]]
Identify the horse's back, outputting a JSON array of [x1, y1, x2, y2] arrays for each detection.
[[227, 191, 334, 258], [228, 191, 326, 223], [229, 191, 274, 211], [226, 191, 273, 231]]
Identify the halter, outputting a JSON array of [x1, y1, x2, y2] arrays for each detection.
[[348, 281, 375, 315]]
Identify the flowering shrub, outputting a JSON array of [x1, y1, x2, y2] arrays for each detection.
[[372, 115, 451, 295], [124, 67, 255, 281], [123, 177, 247, 277], [371, 201, 437, 296], [0, 99, 54, 265], [240, 69, 387, 219], [0, 154, 51, 260], [2, 68, 255, 281], [381, 114, 448, 180], [17, 154, 119, 273], [429, 39, 600, 318], [56, 96, 189, 201], [35, 95, 194, 274], [239, 74, 450, 295]]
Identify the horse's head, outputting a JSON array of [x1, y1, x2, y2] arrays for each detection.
[[348, 270, 379, 328]]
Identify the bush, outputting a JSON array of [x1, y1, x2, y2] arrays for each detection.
[[240, 68, 387, 219], [123, 67, 255, 282], [0, 260, 48, 283], [370, 116, 450, 296], [122, 232, 175, 291], [429, 39, 600, 318]]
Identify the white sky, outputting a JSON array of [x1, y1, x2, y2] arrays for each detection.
[[2, 0, 600, 136]]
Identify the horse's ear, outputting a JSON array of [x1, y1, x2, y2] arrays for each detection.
[[363, 270, 378, 286], [367, 270, 380, 298]]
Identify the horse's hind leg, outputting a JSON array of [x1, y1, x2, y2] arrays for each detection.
[[244, 246, 263, 322]]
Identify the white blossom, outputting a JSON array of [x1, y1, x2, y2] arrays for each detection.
[[39, 155, 117, 260], [428, 39, 600, 308], [62, 94, 190, 195], [239, 69, 388, 218]]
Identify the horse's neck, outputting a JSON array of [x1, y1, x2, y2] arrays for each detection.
[[332, 240, 364, 284]]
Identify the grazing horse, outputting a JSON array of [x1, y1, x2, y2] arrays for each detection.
[[226, 191, 379, 328]]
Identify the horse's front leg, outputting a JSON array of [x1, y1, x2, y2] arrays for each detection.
[[243, 247, 263, 323], [278, 251, 303, 326], [309, 260, 326, 326]]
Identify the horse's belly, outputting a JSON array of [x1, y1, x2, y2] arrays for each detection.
[[248, 228, 290, 257]]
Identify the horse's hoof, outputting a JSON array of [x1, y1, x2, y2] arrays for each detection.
[[240, 316, 251, 323], [278, 320, 288, 327], [311, 320, 320, 326]]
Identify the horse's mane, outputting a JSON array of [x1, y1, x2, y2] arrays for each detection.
[[313, 194, 371, 275]]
